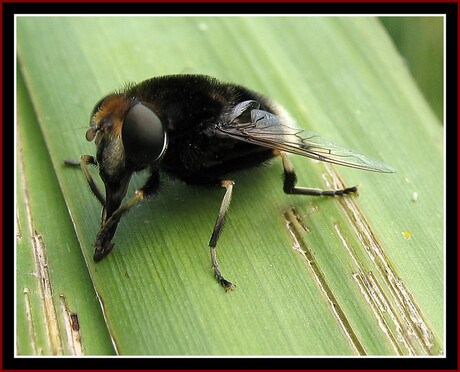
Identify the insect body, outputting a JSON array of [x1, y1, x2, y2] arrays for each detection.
[[67, 74, 395, 291]]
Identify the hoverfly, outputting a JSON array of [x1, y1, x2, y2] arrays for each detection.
[[65, 74, 395, 291]]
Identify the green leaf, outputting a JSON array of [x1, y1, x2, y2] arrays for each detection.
[[16, 68, 115, 355], [17, 16, 443, 355]]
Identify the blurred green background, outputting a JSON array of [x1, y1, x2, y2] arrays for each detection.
[[380, 17, 444, 123]]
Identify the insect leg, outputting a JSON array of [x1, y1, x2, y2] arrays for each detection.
[[209, 180, 236, 292], [93, 170, 160, 261], [277, 150, 358, 196], [80, 155, 107, 206], [64, 156, 106, 206]]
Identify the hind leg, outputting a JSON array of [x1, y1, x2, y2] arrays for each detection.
[[276, 150, 357, 196]]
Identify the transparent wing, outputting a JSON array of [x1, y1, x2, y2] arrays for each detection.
[[217, 101, 396, 173]]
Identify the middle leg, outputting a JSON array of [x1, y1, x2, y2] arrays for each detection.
[[209, 180, 235, 292]]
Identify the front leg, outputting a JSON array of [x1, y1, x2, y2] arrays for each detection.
[[93, 189, 144, 261], [93, 170, 160, 261], [92, 172, 132, 261], [63, 155, 106, 206]]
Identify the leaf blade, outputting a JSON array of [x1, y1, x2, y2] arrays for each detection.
[[17, 16, 443, 355]]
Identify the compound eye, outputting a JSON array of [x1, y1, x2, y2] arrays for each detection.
[[122, 103, 166, 165]]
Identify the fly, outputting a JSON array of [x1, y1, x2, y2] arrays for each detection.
[[65, 74, 395, 291]]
